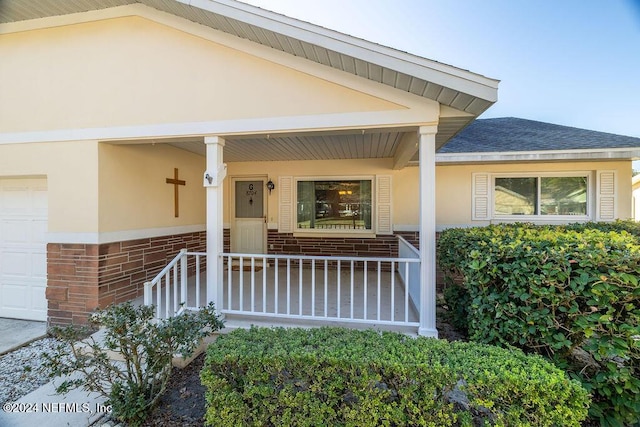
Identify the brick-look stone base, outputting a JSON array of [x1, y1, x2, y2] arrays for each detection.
[[47, 229, 443, 325], [224, 228, 230, 253], [47, 231, 206, 326], [266, 230, 445, 289], [47, 244, 99, 326], [267, 230, 400, 258]]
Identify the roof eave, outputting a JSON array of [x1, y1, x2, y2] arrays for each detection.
[[184, 0, 499, 104], [433, 148, 640, 164]]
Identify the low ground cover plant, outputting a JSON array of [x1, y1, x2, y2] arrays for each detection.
[[438, 222, 640, 426], [44, 302, 224, 426], [202, 326, 588, 426]]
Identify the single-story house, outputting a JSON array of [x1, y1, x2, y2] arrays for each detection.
[[1, 0, 638, 336]]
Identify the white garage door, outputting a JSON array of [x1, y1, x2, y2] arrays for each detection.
[[0, 178, 48, 321]]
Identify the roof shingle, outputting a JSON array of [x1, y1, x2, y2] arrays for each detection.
[[439, 117, 640, 153]]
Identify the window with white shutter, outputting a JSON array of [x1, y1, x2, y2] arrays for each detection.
[[282, 176, 379, 234], [278, 176, 293, 232], [376, 175, 392, 235], [472, 173, 490, 220], [475, 172, 595, 221], [596, 171, 616, 221]]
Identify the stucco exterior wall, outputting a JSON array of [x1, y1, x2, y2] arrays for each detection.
[[224, 158, 419, 230], [0, 140, 99, 234], [436, 160, 633, 229], [225, 159, 633, 232], [0, 16, 404, 134], [98, 143, 206, 233]]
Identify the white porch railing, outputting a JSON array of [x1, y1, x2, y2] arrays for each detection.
[[143, 249, 206, 319], [397, 236, 420, 313], [143, 249, 421, 328], [222, 253, 420, 327]]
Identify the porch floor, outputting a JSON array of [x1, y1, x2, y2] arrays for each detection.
[[137, 264, 418, 332]]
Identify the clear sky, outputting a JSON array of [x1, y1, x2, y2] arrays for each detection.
[[239, 0, 640, 138]]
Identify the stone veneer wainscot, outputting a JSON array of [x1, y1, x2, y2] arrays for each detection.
[[46, 231, 206, 326]]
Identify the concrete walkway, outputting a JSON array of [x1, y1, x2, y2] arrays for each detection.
[[0, 320, 110, 427], [0, 318, 47, 355], [0, 374, 109, 427], [0, 325, 214, 427]]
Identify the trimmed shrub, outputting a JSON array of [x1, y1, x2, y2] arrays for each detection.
[[44, 302, 224, 426], [438, 223, 640, 425], [201, 327, 589, 426]]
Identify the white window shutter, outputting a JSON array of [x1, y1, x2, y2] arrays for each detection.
[[376, 175, 393, 235], [472, 173, 490, 220], [596, 170, 616, 221], [279, 176, 293, 232]]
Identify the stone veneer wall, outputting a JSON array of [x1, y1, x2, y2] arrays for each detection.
[[47, 231, 206, 326], [47, 229, 442, 325], [267, 230, 421, 258], [267, 230, 399, 258], [265, 230, 445, 288]]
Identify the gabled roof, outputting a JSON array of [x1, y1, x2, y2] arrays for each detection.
[[0, 0, 498, 140], [436, 117, 640, 163]]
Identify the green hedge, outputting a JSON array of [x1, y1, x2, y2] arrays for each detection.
[[438, 223, 640, 426], [201, 327, 588, 426]]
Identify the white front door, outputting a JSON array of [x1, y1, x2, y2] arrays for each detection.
[[232, 178, 266, 254], [0, 178, 48, 321]]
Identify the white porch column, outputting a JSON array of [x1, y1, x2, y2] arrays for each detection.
[[204, 136, 227, 312], [418, 125, 438, 337]]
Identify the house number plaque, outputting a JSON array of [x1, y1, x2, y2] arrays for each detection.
[[246, 183, 257, 205]]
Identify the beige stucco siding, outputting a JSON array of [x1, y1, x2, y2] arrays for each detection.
[[98, 144, 206, 232], [0, 141, 98, 233], [0, 16, 404, 134], [225, 159, 419, 228], [225, 159, 633, 232], [436, 160, 632, 228]]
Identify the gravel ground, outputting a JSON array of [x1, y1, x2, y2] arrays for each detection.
[[0, 337, 67, 407]]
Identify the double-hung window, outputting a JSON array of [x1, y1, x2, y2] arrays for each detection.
[[296, 178, 373, 231], [493, 174, 589, 218]]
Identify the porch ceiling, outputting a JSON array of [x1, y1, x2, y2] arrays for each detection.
[[141, 130, 406, 162], [110, 115, 468, 162]]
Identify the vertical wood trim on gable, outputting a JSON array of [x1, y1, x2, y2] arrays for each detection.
[[279, 176, 293, 232], [472, 173, 490, 220], [596, 170, 616, 221], [376, 175, 392, 234]]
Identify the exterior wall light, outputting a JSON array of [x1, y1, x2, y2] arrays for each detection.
[[266, 179, 275, 194]]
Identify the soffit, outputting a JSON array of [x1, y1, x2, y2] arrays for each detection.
[[150, 131, 406, 162]]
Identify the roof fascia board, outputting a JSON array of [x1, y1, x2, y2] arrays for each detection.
[[436, 148, 640, 163], [184, 0, 499, 101], [0, 109, 438, 145]]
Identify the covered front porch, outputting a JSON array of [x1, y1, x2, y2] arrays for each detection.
[[88, 2, 500, 336]]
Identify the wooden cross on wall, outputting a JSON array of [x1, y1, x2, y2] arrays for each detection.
[[166, 168, 186, 217]]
